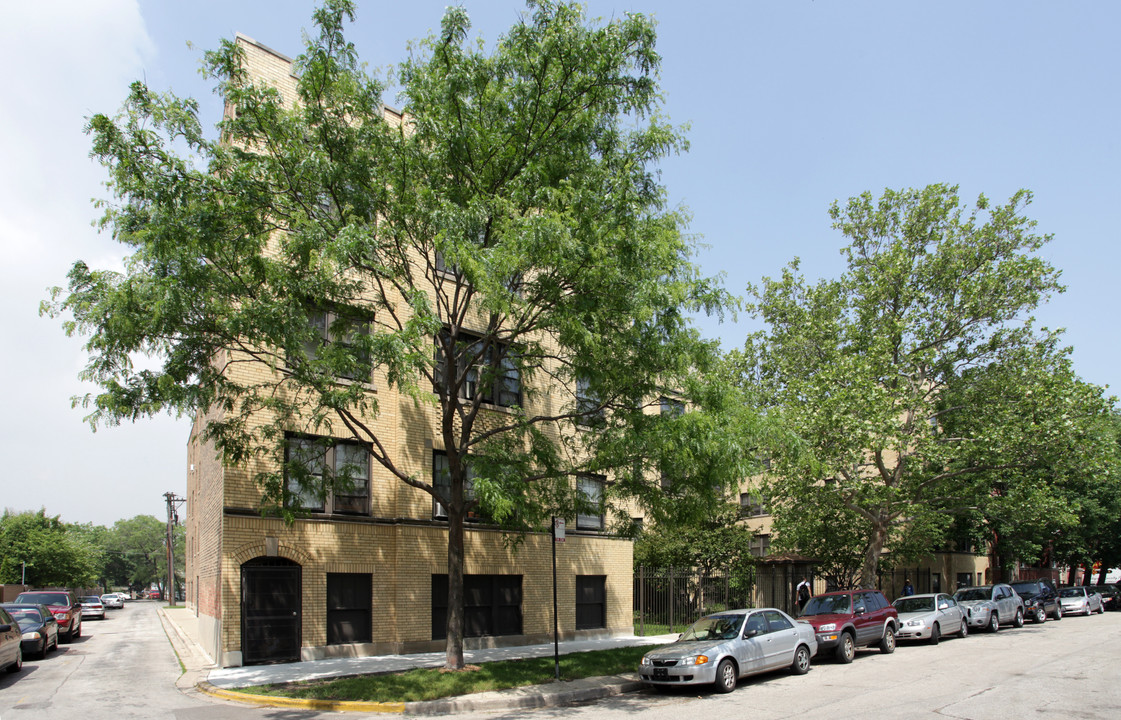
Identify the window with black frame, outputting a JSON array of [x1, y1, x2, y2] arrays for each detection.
[[575, 575, 606, 630], [292, 307, 373, 383], [326, 573, 372, 645], [577, 474, 605, 530], [285, 436, 371, 515], [434, 330, 520, 408]]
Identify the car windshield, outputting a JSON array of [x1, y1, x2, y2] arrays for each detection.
[[801, 593, 852, 616], [16, 593, 69, 605], [680, 613, 745, 642], [1011, 583, 1041, 596], [1059, 588, 1085, 598], [82, 597, 101, 603], [954, 588, 990, 602], [894, 597, 935, 613], [6, 607, 44, 623]]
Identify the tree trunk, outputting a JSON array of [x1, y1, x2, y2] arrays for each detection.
[[1067, 564, 1077, 586], [859, 522, 888, 589], [445, 509, 466, 670]]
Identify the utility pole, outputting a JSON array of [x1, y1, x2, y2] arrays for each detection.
[[164, 492, 185, 606]]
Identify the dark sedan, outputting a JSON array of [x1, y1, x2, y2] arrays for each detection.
[[0, 603, 60, 658]]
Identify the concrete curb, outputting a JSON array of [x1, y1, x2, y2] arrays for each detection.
[[194, 674, 645, 715]]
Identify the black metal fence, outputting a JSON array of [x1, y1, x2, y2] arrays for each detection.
[[633, 566, 754, 636], [634, 563, 939, 633]]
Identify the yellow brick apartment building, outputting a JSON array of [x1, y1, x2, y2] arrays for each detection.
[[183, 34, 633, 668]]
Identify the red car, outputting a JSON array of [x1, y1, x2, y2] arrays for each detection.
[[14, 591, 82, 642], [798, 589, 899, 663]]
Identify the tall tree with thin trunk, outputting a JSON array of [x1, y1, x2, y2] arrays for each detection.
[[737, 184, 1065, 587], [44, 1, 739, 668]]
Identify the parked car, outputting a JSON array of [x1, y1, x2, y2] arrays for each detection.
[[639, 608, 818, 693], [798, 589, 898, 663], [14, 591, 82, 642], [0, 607, 24, 673], [79, 596, 106, 621], [892, 593, 968, 644], [0, 604, 59, 658], [953, 584, 1024, 632], [1010, 580, 1062, 623], [1090, 584, 1120, 611], [100, 594, 124, 610], [1058, 586, 1104, 616]]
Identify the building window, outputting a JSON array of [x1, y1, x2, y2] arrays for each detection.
[[660, 396, 684, 416], [435, 330, 520, 408], [750, 533, 771, 558], [433, 451, 488, 521], [577, 474, 605, 530], [575, 575, 607, 630], [431, 574, 522, 640], [326, 573, 372, 645], [575, 376, 605, 427], [285, 436, 370, 515], [294, 307, 373, 383], [739, 492, 769, 518]]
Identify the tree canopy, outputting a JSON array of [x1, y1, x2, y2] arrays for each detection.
[[735, 184, 1103, 587], [45, 1, 743, 667], [0, 509, 103, 588]]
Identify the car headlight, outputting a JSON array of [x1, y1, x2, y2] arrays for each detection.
[[22, 631, 41, 640], [641, 656, 653, 666], [680, 655, 710, 666], [906, 619, 925, 627], [818, 623, 836, 632]]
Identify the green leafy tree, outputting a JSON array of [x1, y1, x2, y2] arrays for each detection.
[[936, 337, 1119, 577], [738, 184, 1066, 587], [103, 515, 171, 593], [45, 1, 734, 668], [0, 509, 102, 588]]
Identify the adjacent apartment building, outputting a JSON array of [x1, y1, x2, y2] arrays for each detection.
[[184, 35, 633, 668]]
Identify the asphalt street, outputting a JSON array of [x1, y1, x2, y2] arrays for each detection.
[[1, 601, 1118, 719]]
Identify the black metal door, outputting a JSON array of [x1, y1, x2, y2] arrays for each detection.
[[241, 557, 301, 665]]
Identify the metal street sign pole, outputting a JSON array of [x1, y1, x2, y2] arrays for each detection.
[[551, 516, 564, 681]]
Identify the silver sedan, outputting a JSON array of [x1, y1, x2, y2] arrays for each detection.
[[893, 593, 969, 644], [1059, 586, 1104, 615], [639, 608, 818, 693]]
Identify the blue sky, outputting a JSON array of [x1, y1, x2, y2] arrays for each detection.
[[2, 0, 1118, 526]]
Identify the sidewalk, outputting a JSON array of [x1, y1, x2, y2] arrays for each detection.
[[157, 605, 673, 714]]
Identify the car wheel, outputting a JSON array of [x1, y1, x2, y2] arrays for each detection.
[[791, 645, 811, 675], [1053, 605, 1062, 621], [74, 621, 81, 639], [1013, 609, 1024, 628], [928, 623, 941, 645], [714, 658, 737, 693], [1036, 608, 1046, 623], [988, 613, 999, 633], [879, 626, 896, 654], [960, 619, 968, 638], [6, 646, 21, 673], [836, 632, 856, 663], [37, 637, 47, 659]]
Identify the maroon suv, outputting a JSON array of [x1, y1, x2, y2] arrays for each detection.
[[14, 591, 82, 642], [798, 589, 898, 663]]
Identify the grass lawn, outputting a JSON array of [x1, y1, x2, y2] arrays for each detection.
[[240, 645, 662, 703]]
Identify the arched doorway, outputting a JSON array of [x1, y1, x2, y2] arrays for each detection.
[[241, 556, 301, 665]]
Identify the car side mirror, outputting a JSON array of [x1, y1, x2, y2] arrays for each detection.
[[743, 628, 759, 639], [676, 633, 683, 641], [0, 623, 10, 633], [854, 604, 866, 615]]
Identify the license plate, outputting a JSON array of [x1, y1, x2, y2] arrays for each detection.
[[654, 668, 668, 679]]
